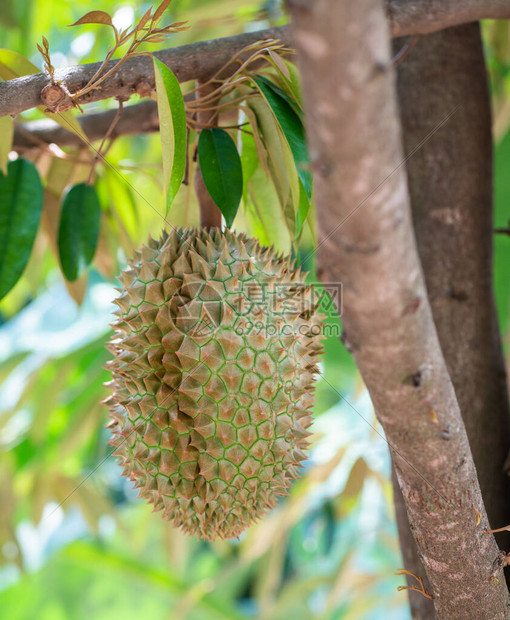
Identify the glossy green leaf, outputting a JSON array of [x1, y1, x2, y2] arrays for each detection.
[[253, 75, 312, 201], [198, 128, 243, 228], [0, 159, 43, 300], [152, 57, 187, 213], [58, 183, 101, 281], [0, 49, 88, 143], [254, 72, 303, 119]]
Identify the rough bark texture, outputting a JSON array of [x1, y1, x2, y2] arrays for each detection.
[[288, 0, 510, 617], [0, 27, 291, 118], [392, 466, 435, 618], [394, 22, 510, 582], [13, 100, 159, 148], [2, 0, 510, 118], [389, 0, 510, 37]]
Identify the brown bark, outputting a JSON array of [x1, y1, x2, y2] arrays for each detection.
[[2, 0, 510, 119], [392, 467, 435, 618], [0, 27, 291, 118], [394, 21, 510, 590], [12, 100, 159, 148], [194, 81, 222, 229], [287, 0, 509, 616], [388, 0, 510, 37]]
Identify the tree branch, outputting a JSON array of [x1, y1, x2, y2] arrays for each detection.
[[395, 22, 510, 557], [288, 0, 509, 616], [12, 100, 159, 149], [0, 27, 291, 118], [388, 0, 510, 37], [2, 0, 510, 119]]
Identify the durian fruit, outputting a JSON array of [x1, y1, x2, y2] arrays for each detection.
[[104, 228, 324, 540]]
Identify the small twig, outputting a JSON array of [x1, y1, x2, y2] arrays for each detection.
[[395, 569, 434, 600], [188, 94, 256, 115], [186, 118, 248, 130], [87, 99, 124, 184], [185, 40, 287, 99], [392, 34, 420, 67], [486, 524, 510, 534], [494, 220, 510, 236], [37, 36, 57, 84], [183, 126, 191, 186]]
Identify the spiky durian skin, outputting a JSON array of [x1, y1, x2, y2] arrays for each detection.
[[105, 228, 324, 541]]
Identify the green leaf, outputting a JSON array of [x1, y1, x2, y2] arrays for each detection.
[[271, 60, 304, 115], [0, 116, 13, 175], [252, 75, 312, 202], [0, 159, 43, 300], [58, 183, 101, 281], [152, 57, 187, 213], [0, 49, 40, 79], [244, 166, 291, 255], [247, 97, 298, 238], [197, 128, 243, 228], [254, 72, 303, 119], [296, 179, 311, 237], [240, 129, 258, 190], [0, 49, 88, 144]]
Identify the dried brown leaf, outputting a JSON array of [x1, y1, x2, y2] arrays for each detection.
[[152, 0, 173, 24], [268, 49, 291, 80], [69, 10, 113, 28], [136, 8, 153, 32]]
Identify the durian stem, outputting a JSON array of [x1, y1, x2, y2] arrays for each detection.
[[194, 79, 223, 229]]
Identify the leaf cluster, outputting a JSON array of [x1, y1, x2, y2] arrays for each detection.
[[0, 1, 314, 308]]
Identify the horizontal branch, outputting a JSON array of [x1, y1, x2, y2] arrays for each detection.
[[2, 0, 510, 119], [13, 100, 159, 148], [0, 27, 291, 118], [389, 0, 510, 37]]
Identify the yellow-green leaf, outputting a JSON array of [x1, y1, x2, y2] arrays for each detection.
[[0, 116, 13, 175], [0, 49, 38, 79], [0, 49, 88, 144], [153, 57, 187, 213]]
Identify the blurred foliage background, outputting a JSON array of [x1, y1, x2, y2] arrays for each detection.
[[0, 1, 509, 619]]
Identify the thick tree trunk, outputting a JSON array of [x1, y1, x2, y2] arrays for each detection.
[[392, 467, 435, 618], [393, 23, 510, 608], [288, 0, 510, 616]]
